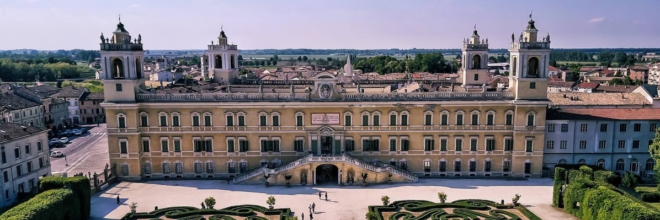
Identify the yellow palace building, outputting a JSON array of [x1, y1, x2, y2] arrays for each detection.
[[100, 16, 551, 185]]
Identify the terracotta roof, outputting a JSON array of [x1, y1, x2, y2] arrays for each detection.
[[595, 85, 638, 93], [0, 93, 41, 112], [548, 81, 575, 88], [577, 82, 599, 89], [548, 92, 650, 106], [549, 66, 558, 71], [547, 108, 660, 121], [57, 86, 86, 98], [0, 122, 47, 144]]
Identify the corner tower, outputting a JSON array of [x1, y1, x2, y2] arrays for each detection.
[[98, 18, 145, 103], [508, 14, 551, 100], [207, 28, 239, 84], [461, 26, 489, 86]]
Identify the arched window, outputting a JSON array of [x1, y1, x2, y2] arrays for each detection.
[[135, 57, 141, 78], [423, 159, 431, 172], [389, 111, 398, 126], [230, 55, 235, 69], [424, 111, 434, 126], [469, 158, 477, 172], [558, 159, 567, 164], [162, 161, 171, 174], [203, 112, 212, 127], [646, 158, 655, 171], [112, 58, 125, 78], [512, 57, 517, 76], [524, 161, 532, 174], [214, 55, 222, 69], [454, 158, 462, 172], [631, 159, 639, 172], [472, 54, 481, 69], [400, 111, 409, 126], [616, 159, 625, 171], [577, 159, 586, 165], [117, 113, 126, 128], [174, 161, 184, 174], [597, 159, 606, 168], [470, 110, 480, 126], [486, 110, 496, 126], [440, 110, 450, 126], [191, 112, 201, 127], [455, 110, 465, 126], [206, 160, 215, 173], [194, 160, 203, 174], [505, 110, 514, 126], [527, 57, 539, 78], [372, 111, 381, 126], [143, 161, 152, 174], [526, 111, 536, 127]]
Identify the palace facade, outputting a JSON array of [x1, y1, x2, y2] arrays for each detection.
[[100, 17, 552, 185]]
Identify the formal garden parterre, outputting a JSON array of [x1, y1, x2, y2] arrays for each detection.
[[366, 199, 541, 220], [120, 205, 293, 220]]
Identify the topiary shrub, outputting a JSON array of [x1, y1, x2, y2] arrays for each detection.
[[621, 171, 639, 189], [641, 192, 660, 203], [0, 189, 80, 220], [579, 166, 594, 181], [593, 170, 621, 186], [39, 176, 91, 220], [553, 167, 566, 207]]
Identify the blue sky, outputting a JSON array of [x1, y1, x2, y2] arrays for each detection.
[[1, 0, 658, 50]]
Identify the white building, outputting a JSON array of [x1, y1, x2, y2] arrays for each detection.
[[0, 93, 46, 128], [649, 63, 659, 85], [56, 86, 87, 125], [0, 123, 51, 208], [206, 28, 239, 84]]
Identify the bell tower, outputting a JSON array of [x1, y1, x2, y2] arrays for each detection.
[[461, 25, 489, 86], [207, 27, 239, 84], [98, 17, 145, 103], [508, 14, 551, 100]]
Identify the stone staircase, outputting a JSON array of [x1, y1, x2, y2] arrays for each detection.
[[232, 154, 418, 184]]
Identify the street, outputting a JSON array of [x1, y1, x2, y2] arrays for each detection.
[[50, 124, 109, 176]]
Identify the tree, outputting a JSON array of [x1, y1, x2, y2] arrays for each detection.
[[266, 196, 276, 209], [381, 195, 390, 206], [496, 55, 508, 63], [609, 78, 624, 85], [302, 56, 308, 62], [327, 57, 333, 62], [366, 212, 378, 220], [438, 192, 447, 203], [502, 71, 510, 76], [204, 197, 216, 209], [622, 171, 638, 189], [297, 56, 302, 62], [649, 127, 660, 190], [238, 55, 243, 61], [488, 56, 497, 63], [494, 69, 500, 75], [623, 76, 633, 85]]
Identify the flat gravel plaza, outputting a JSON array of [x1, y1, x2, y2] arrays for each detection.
[[92, 178, 575, 220]]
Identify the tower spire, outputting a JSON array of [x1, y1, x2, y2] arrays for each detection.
[[529, 11, 532, 20], [119, 14, 121, 22]]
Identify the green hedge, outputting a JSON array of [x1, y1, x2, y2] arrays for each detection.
[[594, 170, 621, 186], [121, 205, 291, 220], [367, 199, 538, 220], [553, 167, 566, 207], [0, 189, 80, 220], [39, 176, 91, 220], [642, 192, 660, 202]]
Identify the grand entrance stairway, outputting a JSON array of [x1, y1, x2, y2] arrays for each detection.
[[232, 154, 418, 184]]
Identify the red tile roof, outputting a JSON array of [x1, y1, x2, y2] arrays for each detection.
[[548, 108, 660, 120], [549, 66, 558, 71], [577, 82, 599, 89]]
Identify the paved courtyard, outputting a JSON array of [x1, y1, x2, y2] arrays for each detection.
[[92, 178, 574, 220]]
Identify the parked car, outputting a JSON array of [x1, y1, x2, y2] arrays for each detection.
[[73, 129, 82, 136], [59, 137, 68, 144], [50, 138, 60, 145], [50, 151, 64, 157]]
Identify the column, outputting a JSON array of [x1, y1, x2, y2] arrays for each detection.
[[312, 170, 316, 185], [338, 170, 342, 185], [123, 57, 129, 78]]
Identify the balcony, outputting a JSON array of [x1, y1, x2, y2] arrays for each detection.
[[100, 43, 143, 51]]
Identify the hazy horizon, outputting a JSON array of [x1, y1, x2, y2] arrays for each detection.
[[1, 0, 659, 50]]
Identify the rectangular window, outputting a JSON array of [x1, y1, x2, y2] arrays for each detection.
[[345, 140, 355, 151], [24, 144, 30, 155], [424, 138, 434, 151], [272, 115, 279, 126], [633, 140, 640, 149], [226, 115, 234, 126], [118, 117, 126, 128], [296, 115, 303, 126], [120, 141, 128, 154], [470, 138, 477, 151], [142, 140, 150, 152], [424, 160, 431, 172], [141, 115, 148, 127], [1, 148, 5, 164], [227, 139, 235, 152], [174, 139, 181, 152], [454, 161, 462, 172], [3, 171, 8, 183], [651, 123, 657, 132], [618, 140, 626, 149], [294, 140, 304, 152], [115, 83, 122, 91], [439, 161, 447, 172], [27, 162, 32, 173], [599, 140, 607, 149], [505, 114, 513, 126], [194, 139, 204, 152], [620, 124, 627, 132], [238, 116, 245, 126], [505, 138, 513, 151], [455, 138, 463, 151], [401, 139, 409, 151], [560, 141, 567, 149], [526, 140, 533, 152], [36, 141, 42, 152], [530, 82, 536, 89], [527, 115, 535, 126], [580, 140, 587, 149], [239, 140, 248, 152], [362, 115, 369, 126], [390, 115, 396, 126], [486, 139, 495, 151], [39, 157, 44, 168], [160, 115, 167, 126], [259, 115, 267, 126], [469, 161, 477, 172], [172, 116, 180, 126], [401, 115, 408, 126], [634, 123, 641, 132], [389, 139, 396, 151], [456, 114, 463, 125], [425, 115, 432, 126], [561, 124, 569, 132], [547, 124, 555, 132], [600, 124, 608, 132], [345, 115, 352, 126], [580, 124, 588, 132], [204, 115, 211, 126], [546, 141, 555, 149], [192, 115, 200, 126], [14, 148, 20, 159], [440, 139, 447, 151], [485, 161, 492, 172], [373, 115, 380, 126], [487, 114, 494, 126], [471, 114, 478, 125], [441, 114, 448, 125], [16, 165, 22, 176], [161, 140, 169, 152]]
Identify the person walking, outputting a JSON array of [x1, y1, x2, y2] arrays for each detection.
[[310, 212, 313, 220], [116, 195, 120, 204], [201, 202, 205, 209], [301, 212, 304, 220], [312, 202, 315, 212], [318, 191, 321, 199], [308, 205, 311, 213], [325, 193, 328, 201]]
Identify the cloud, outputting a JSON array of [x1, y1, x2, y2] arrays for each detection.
[[587, 17, 605, 23]]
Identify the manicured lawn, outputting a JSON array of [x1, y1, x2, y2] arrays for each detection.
[[636, 185, 658, 193]]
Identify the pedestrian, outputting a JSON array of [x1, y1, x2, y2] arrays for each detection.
[[312, 202, 315, 212], [301, 212, 304, 220], [201, 202, 205, 209], [308, 205, 311, 213], [116, 195, 120, 204], [310, 212, 313, 220], [318, 191, 321, 199], [325, 193, 328, 201]]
